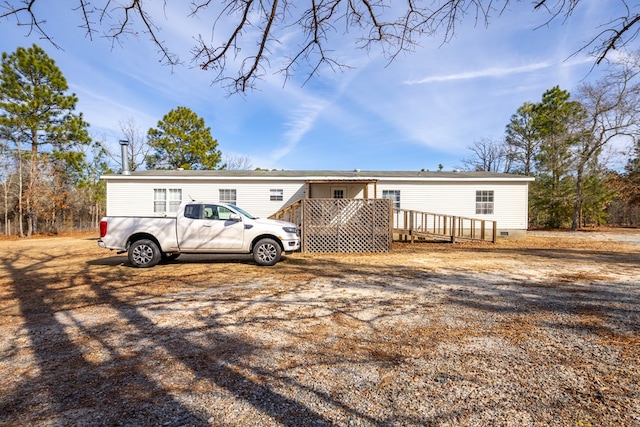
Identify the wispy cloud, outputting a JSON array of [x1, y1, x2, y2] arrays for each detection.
[[405, 55, 596, 85], [266, 59, 367, 164], [271, 101, 328, 162], [404, 62, 553, 85]]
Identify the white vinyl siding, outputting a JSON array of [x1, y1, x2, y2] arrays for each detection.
[[105, 181, 303, 217], [189, 182, 304, 216], [377, 180, 529, 229], [104, 174, 531, 232]]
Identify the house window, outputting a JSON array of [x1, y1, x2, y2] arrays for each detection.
[[476, 190, 494, 214], [270, 189, 284, 201], [382, 190, 401, 209], [219, 189, 237, 204], [154, 188, 183, 213], [168, 189, 182, 212], [154, 189, 166, 213]]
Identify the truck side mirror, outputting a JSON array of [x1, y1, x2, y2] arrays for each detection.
[[229, 213, 242, 222]]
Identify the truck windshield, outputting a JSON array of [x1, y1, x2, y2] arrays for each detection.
[[229, 204, 257, 219]]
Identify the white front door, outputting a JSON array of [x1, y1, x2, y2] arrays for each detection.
[[331, 186, 347, 199]]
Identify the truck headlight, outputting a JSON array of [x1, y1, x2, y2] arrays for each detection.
[[282, 226, 297, 234]]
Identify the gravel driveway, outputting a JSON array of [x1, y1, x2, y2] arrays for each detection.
[[0, 231, 638, 426], [530, 228, 640, 245]]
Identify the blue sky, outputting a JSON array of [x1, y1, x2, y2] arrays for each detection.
[[0, 1, 629, 171]]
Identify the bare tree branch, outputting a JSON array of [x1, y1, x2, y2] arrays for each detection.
[[2, 1, 640, 94], [74, 0, 95, 41], [0, 0, 62, 49], [108, 0, 179, 66]]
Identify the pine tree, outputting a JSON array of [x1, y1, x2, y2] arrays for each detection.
[[0, 44, 90, 236], [531, 86, 585, 228], [146, 106, 221, 170]]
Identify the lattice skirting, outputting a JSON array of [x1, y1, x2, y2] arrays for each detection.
[[301, 199, 392, 253]]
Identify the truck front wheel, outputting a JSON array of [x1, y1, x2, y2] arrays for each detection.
[[253, 238, 282, 266], [128, 239, 161, 268]]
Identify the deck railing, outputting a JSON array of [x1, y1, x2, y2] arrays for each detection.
[[271, 199, 304, 226], [392, 208, 497, 243]]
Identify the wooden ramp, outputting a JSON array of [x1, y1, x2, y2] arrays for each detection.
[[392, 208, 497, 243]]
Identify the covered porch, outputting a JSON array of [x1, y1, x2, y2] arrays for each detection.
[[304, 178, 378, 200]]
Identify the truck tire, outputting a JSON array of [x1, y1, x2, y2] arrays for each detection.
[[253, 238, 282, 266], [128, 239, 161, 268]]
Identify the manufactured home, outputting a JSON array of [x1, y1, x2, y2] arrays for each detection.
[[102, 169, 534, 248]]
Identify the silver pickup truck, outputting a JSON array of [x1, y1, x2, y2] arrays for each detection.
[[98, 201, 300, 267]]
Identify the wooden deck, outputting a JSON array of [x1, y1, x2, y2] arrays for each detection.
[[271, 201, 497, 252]]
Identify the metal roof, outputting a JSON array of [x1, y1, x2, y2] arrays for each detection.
[[102, 169, 534, 181]]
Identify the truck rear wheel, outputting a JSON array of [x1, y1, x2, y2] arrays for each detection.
[[129, 239, 161, 268], [253, 238, 281, 266]]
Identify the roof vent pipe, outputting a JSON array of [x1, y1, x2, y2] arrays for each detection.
[[119, 140, 131, 175]]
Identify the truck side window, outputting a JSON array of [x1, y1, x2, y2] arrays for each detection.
[[184, 204, 202, 219], [203, 205, 219, 220], [217, 206, 234, 220]]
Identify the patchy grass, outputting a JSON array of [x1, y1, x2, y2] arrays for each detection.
[[1, 231, 639, 426]]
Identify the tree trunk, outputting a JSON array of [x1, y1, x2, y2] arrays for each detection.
[[2, 180, 8, 236], [17, 156, 24, 238], [27, 213, 33, 237], [571, 167, 584, 231]]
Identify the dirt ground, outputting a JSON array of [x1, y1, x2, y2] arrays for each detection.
[[0, 230, 639, 426]]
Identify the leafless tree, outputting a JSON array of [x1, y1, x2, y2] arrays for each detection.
[[462, 137, 513, 173], [571, 51, 640, 229], [221, 153, 253, 170], [1, 1, 639, 94], [102, 118, 150, 172], [117, 118, 150, 172]]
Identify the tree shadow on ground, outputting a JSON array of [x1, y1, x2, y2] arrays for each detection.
[[2, 238, 639, 425], [1, 251, 397, 426]]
